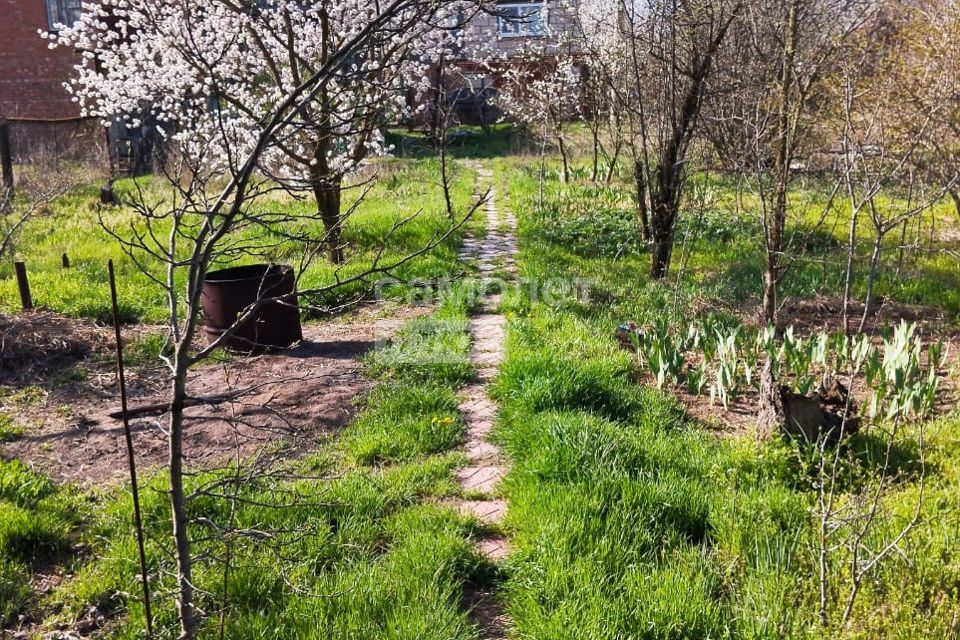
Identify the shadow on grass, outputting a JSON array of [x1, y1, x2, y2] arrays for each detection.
[[787, 428, 927, 496], [845, 428, 927, 481], [388, 124, 532, 160]]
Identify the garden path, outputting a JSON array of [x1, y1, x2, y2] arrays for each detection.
[[455, 162, 517, 639]]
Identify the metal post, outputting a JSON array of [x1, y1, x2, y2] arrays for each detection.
[[0, 121, 12, 190], [14, 261, 32, 310], [108, 259, 153, 638]]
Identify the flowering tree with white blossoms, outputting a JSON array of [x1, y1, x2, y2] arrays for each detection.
[[48, 2, 485, 638], [498, 51, 582, 184], [54, 0, 467, 263]]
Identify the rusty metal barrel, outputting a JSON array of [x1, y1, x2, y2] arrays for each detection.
[[201, 264, 302, 352]]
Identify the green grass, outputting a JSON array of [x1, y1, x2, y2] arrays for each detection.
[[341, 384, 464, 465], [365, 316, 473, 385], [0, 413, 24, 442], [500, 156, 960, 320], [0, 158, 481, 323], [492, 156, 960, 638], [0, 459, 85, 626], [44, 453, 481, 639], [0, 273, 485, 637]]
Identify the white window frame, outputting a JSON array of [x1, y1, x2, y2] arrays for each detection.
[[497, 2, 548, 39], [45, 0, 82, 31]]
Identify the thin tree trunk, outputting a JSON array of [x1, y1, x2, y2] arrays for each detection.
[[557, 134, 570, 184], [648, 124, 687, 279], [634, 159, 651, 241], [169, 368, 196, 640], [430, 54, 445, 140], [432, 53, 453, 218], [440, 141, 453, 218], [591, 122, 600, 182], [819, 494, 830, 626], [757, 356, 785, 440], [538, 137, 547, 211], [650, 193, 677, 279], [757, 0, 798, 439], [858, 233, 883, 334], [311, 172, 344, 264], [895, 217, 909, 281], [651, 236, 673, 278], [841, 206, 861, 336], [761, 0, 799, 326], [648, 155, 682, 281], [605, 138, 621, 184]]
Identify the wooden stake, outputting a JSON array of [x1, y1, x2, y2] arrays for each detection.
[[14, 261, 32, 310], [0, 121, 12, 190], [108, 259, 153, 638]]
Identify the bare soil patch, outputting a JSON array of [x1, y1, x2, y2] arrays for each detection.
[[460, 582, 509, 640], [674, 388, 760, 436], [0, 304, 429, 485], [772, 295, 960, 338], [1, 311, 122, 380]]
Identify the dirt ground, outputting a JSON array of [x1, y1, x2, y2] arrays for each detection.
[[774, 295, 960, 338], [0, 304, 429, 486]]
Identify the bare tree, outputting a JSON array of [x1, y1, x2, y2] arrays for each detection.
[[835, 7, 958, 335], [610, 0, 742, 278], [702, 0, 873, 435], [890, 0, 960, 220], [0, 154, 87, 259]]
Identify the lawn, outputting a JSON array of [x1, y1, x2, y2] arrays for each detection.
[[491, 155, 960, 638], [1, 131, 958, 638], [0, 157, 481, 323]]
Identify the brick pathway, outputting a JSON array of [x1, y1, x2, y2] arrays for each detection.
[[456, 164, 516, 639]]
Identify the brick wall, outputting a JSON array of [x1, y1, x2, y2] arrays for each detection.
[[459, 0, 578, 61], [0, 0, 82, 121]]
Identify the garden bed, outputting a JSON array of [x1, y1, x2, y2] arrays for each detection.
[[621, 298, 959, 437]]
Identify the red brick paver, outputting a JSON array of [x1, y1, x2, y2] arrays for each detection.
[[453, 164, 517, 640]]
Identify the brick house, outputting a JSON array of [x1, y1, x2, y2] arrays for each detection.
[[462, 0, 577, 58], [439, 0, 580, 126], [0, 0, 104, 159]]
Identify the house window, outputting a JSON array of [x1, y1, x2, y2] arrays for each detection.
[[45, 0, 82, 30], [498, 2, 547, 38]]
